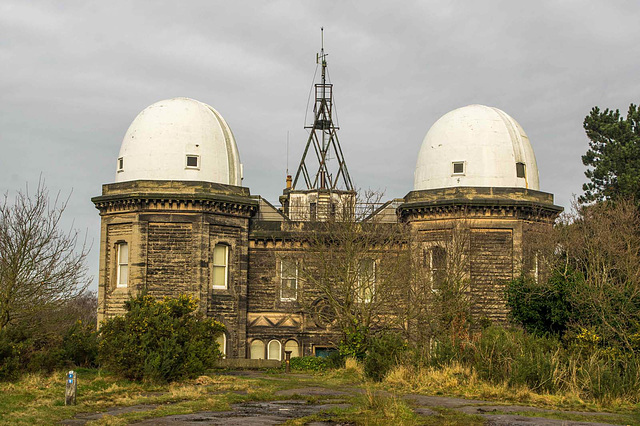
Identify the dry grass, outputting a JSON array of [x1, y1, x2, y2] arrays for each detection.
[[382, 363, 637, 413]]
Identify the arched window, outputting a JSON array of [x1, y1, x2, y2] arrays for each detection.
[[212, 244, 229, 289], [216, 333, 227, 359], [284, 339, 299, 358], [116, 242, 129, 288], [250, 339, 265, 359], [267, 340, 282, 361]]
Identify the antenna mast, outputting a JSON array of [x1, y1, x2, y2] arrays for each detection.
[[291, 27, 354, 191]]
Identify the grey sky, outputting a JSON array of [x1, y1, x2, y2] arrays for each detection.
[[2, 1, 639, 291]]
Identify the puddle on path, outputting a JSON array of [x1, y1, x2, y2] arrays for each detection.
[[134, 400, 350, 425]]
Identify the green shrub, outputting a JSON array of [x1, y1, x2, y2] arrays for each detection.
[[338, 323, 369, 360], [98, 293, 225, 382], [506, 271, 574, 336], [364, 332, 408, 381], [0, 329, 21, 381], [426, 326, 640, 401], [289, 356, 330, 371], [62, 320, 98, 368]]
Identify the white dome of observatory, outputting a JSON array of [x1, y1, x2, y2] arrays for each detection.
[[414, 105, 539, 191], [115, 97, 242, 186]]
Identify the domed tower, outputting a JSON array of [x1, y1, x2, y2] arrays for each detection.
[[92, 98, 257, 357], [399, 105, 562, 323]]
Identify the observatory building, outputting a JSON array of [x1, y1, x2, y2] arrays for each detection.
[[93, 49, 561, 360]]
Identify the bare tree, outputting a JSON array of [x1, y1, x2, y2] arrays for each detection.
[[0, 180, 90, 331], [558, 198, 640, 350], [291, 191, 411, 355], [402, 219, 473, 351]]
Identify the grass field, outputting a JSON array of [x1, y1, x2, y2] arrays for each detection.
[[1, 361, 638, 425]]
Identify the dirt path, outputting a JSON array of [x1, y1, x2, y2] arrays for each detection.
[[60, 372, 632, 425]]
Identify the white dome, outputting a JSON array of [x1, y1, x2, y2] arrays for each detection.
[[414, 105, 539, 191], [115, 98, 242, 185]]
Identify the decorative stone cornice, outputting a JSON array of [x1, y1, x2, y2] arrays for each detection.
[[398, 187, 563, 222], [91, 180, 258, 217]]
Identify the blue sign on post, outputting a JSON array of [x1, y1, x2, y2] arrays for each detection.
[[65, 370, 77, 406]]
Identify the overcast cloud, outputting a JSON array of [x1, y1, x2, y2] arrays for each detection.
[[1, 1, 639, 291]]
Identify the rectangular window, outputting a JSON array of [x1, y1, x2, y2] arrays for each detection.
[[212, 244, 228, 289], [429, 246, 446, 290], [452, 161, 465, 175], [186, 155, 199, 169], [358, 258, 376, 303], [309, 202, 317, 220], [280, 259, 298, 301], [116, 242, 129, 288], [117, 157, 124, 172], [516, 162, 526, 178]]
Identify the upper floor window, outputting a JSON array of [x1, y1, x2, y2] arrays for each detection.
[[117, 157, 124, 172], [452, 161, 465, 175], [280, 259, 298, 301], [426, 246, 446, 290], [212, 244, 228, 289], [116, 242, 129, 288], [516, 162, 526, 178], [186, 155, 200, 169], [309, 202, 317, 220], [358, 258, 376, 303]]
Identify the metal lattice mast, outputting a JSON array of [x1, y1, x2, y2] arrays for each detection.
[[292, 28, 354, 191]]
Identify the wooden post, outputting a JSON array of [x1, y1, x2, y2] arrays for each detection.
[[284, 350, 292, 373], [65, 370, 77, 406]]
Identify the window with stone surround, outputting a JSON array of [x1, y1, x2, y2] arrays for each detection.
[[268, 339, 282, 360], [280, 259, 298, 301], [425, 246, 446, 291], [284, 339, 299, 357], [216, 333, 227, 358], [212, 244, 229, 289], [250, 339, 265, 359], [116, 242, 129, 288], [357, 258, 376, 303]]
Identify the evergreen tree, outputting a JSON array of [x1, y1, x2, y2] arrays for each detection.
[[581, 103, 640, 203]]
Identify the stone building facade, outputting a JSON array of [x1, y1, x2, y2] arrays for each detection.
[[93, 98, 561, 360]]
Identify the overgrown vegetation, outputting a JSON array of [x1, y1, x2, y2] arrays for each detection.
[[98, 293, 225, 383], [0, 293, 98, 381]]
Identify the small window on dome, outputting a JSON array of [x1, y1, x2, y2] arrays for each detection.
[[117, 157, 124, 172], [452, 161, 465, 175], [186, 155, 199, 169], [516, 162, 526, 178]]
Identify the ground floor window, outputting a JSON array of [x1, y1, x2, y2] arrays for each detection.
[[284, 339, 299, 357], [216, 333, 227, 358], [268, 340, 282, 361], [250, 339, 265, 359]]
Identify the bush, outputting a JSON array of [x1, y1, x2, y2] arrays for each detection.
[[506, 271, 574, 337], [425, 326, 640, 401], [289, 356, 331, 372], [0, 330, 21, 381], [364, 332, 408, 381], [62, 320, 98, 368], [98, 293, 225, 382]]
